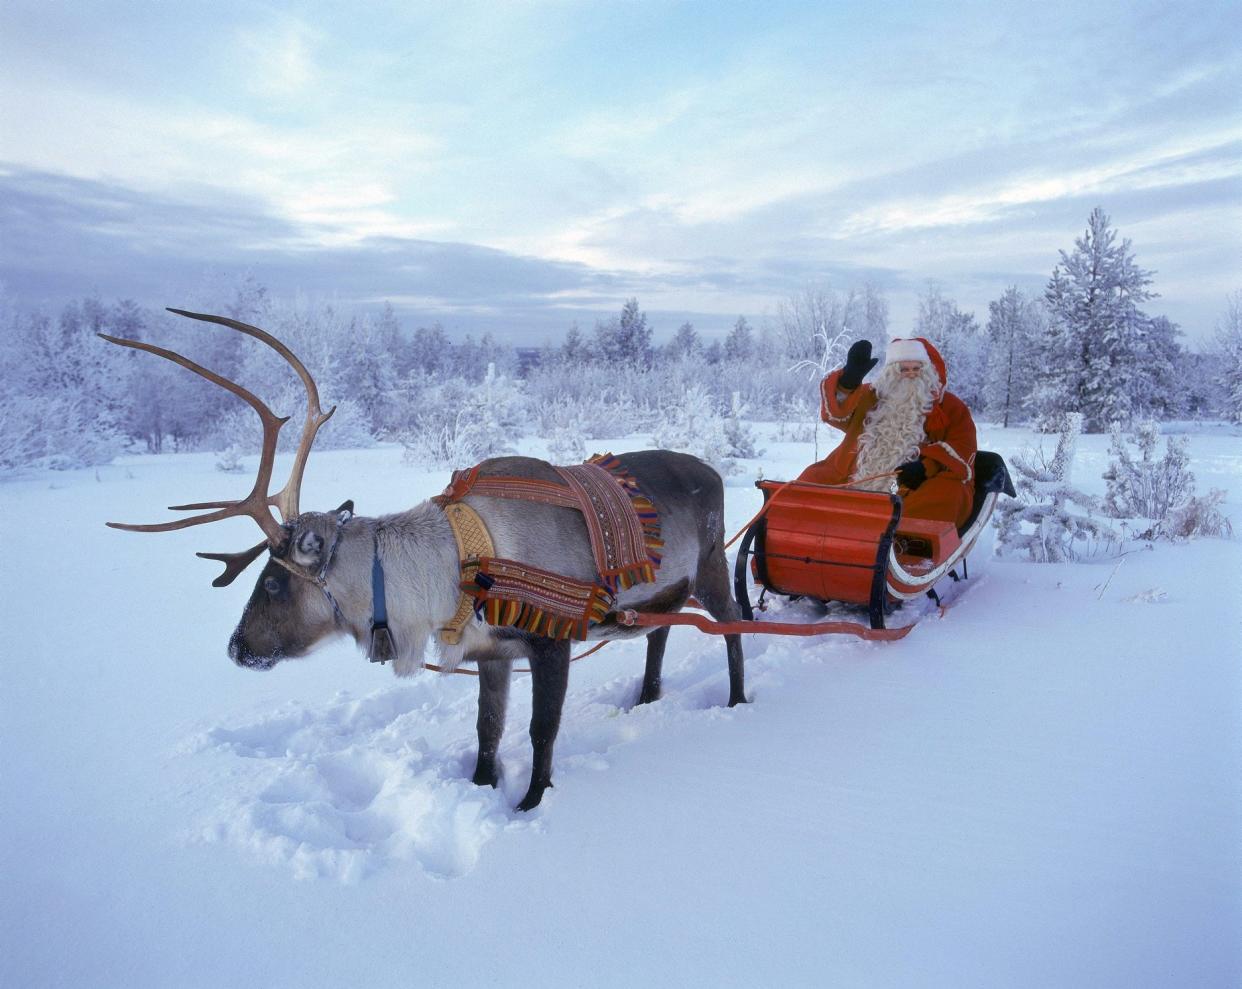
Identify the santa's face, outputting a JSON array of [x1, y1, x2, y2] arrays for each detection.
[[873, 359, 940, 404]]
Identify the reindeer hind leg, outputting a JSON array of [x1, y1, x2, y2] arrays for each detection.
[[638, 625, 669, 705], [695, 540, 747, 707]]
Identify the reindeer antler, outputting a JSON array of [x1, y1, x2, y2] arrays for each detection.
[[165, 309, 336, 521], [99, 309, 337, 583]]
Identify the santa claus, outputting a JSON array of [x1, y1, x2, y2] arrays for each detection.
[[797, 337, 978, 527]]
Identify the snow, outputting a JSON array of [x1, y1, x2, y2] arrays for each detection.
[[2, 425, 1240, 987]]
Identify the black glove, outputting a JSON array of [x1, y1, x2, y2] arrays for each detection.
[[838, 340, 879, 390], [896, 459, 927, 490]]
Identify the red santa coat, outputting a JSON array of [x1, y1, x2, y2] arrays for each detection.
[[797, 366, 978, 527]]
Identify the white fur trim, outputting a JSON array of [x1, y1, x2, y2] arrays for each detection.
[[884, 339, 929, 365], [932, 440, 973, 481]]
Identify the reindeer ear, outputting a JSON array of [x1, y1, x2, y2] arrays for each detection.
[[335, 500, 354, 524]]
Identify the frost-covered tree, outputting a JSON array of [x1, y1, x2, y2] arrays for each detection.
[[914, 283, 987, 410], [409, 323, 452, 377], [724, 316, 754, 362], [650, 383, 737, 476], [401, 362, 528, 468], [665, 321, 700, 361], [334, 312, 401, 436], [594, 298, 653, 367], [774, 282, 886, 363], [994, 412, 1122, 561], [1139, 316, 1185, 420], [983, 286, 1042, 427], [1, 299, 131, 469], [1033, 208, 1164, 431], [559, 323, 589, 366], [1213, 292, 1242, 423]]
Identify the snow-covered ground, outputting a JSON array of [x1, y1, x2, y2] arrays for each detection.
[[3, 424, 1240, 987]]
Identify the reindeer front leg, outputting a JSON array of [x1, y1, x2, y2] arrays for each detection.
[[473, 657, 512, 788], [517, 638, 571, 811]]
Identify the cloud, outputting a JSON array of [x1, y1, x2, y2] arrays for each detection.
[[0, 166, 626, 327], [234, 16, 320, 100]]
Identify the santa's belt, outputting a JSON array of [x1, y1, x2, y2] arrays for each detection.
[[439, 501, 496, 645]]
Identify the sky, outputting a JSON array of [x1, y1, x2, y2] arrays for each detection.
[[1, 0, 1239, 346]]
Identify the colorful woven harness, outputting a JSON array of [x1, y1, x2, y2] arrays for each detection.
[[436, 454, 663, 641]]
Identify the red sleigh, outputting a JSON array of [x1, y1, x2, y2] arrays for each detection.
[[732, 452, 1016, 630]]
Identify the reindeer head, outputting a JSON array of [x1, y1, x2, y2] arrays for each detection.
[[228, 503, 359, 669], [101, 309, 358, 670]]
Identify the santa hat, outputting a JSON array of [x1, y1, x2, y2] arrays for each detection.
[[885, 337, 946, 388]]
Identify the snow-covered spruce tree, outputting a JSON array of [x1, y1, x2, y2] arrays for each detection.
[[662, 321, 700, 362], [1032, 208, 1173, 432], [593, 298, 653, 368], [983, 286, 1042, 427], [994, 412, 1123, 561], [1141, 316, 1186, 421], [333, 311, 401, 437], [1214, 291, 1242, 423], [724, 316, 755, 362]]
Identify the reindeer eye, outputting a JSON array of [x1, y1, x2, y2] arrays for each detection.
[[263, 576, 281, 595]]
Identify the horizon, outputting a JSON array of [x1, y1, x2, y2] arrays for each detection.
[[1, 1, 1239, 345]]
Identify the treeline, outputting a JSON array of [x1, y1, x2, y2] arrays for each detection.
[[1, 209, 1239, 475]]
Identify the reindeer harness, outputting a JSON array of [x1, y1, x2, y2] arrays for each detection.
[[434, 454, 664, 643]]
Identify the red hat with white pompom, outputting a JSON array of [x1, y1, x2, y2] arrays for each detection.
[[884, 337, 946, 388]]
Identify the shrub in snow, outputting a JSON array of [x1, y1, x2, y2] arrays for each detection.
[[1163, 489, 1233, 540], [401, 364, 527, 469], [1102, 421, 1193, 523], [723, 392, 764, 460], [1100, 422, 1230, 540], [994, 412, 1123, 561], [541, 399, 588, 464], [0, 396, 47, 474], [527, 363, 649, 438], [650, 384, 738, 476], [215, 444, 246, 473], [314, 399, 376, 451], [0, 394, 125, 473], [547, 425, 588, 464]]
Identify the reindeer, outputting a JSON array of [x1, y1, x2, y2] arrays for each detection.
[[102, 310, 745, 810]]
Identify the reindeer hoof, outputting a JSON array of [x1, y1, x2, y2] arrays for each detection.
[[728, 692, 748, 708], [516, 781, 551, 812], [472, 762, 499, 788]]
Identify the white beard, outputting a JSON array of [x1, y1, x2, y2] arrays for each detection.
[[851, 363, 939, 491]]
